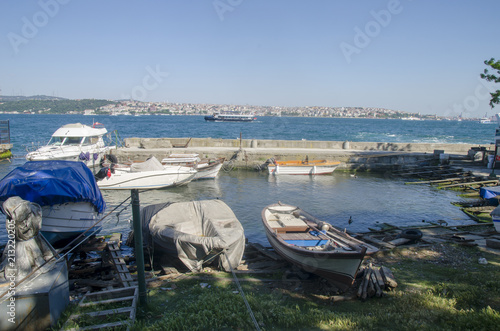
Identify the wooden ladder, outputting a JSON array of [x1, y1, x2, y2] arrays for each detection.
[[62, 234, 139, 330], [107, 233, 135, 287]]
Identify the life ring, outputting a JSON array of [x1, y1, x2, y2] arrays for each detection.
[[399, 229, 423, 241]]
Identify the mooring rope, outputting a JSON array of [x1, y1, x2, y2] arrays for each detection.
[[224, 253, 261, 331]]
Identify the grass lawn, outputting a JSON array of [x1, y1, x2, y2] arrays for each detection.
[[110, 243, 499, 330]]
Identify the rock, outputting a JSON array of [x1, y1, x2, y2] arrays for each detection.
[[478, 257, 488, 265]]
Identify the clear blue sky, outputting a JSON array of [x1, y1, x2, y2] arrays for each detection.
[[1, 0, 499, 117]]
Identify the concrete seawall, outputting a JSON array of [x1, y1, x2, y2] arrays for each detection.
[[113, 137, 492, 171]]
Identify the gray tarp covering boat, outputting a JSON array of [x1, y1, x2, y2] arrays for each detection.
[[140, 200, 245, 272], [130, 156, 164, 172]]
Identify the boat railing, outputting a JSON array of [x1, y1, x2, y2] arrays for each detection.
[[104, 130, 126, 149], [24, 141, 45, 154]]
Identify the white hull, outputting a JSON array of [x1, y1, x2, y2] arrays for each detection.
[[261, 203, 369, 290], [97, 166, 196, 190], [161, 154, 224, 180], [194, 161, 224, 179], [27, 146, 114, 168], [268, 164, 339, 175], [41, 202, 101, 243]]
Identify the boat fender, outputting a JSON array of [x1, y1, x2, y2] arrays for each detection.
[[99, 154, 118, 167], [106, 154, 118, 164], [95, 166, 111, 180], [398, 229, 423, 241], [318, 222, 331, 231], [79, 151, 90, 161]]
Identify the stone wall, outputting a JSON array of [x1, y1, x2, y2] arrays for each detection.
[[123, 137, 489, 154]]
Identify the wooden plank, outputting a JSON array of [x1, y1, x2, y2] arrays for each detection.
[[71, 279, 121, 288], [82, 286, 138, 300], [405, 177, 471, 185], [380, 266, 398, 288], [79, 295, 136, 307], [371, 271, 383, 297], [387, 238, 412, 246], [68, 306, 134, 319], [360, 235, 396, 249], [440, 179, 499, 189], [276, 226, 309, 233], [373, 267, 385, 290], [70, 320, 132, 331]]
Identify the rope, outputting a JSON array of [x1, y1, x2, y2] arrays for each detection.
[[224, 253, 261, 331]]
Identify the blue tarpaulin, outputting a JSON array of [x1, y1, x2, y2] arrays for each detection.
[[284, 239, 329, 247], [0, 161, 106, 214], [480, 186, 500, 200]]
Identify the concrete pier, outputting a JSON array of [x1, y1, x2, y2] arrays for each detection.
[[112, 138, 493, 172]]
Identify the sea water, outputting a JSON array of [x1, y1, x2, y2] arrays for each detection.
[[0, 114, 490, 245]]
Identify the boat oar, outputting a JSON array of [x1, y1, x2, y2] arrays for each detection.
[[307, 222, 365, 252]]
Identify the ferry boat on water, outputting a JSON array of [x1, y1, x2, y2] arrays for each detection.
[[204, 112, 256, 122]]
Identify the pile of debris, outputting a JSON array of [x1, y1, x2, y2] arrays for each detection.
[[356, 263, 397, 301]]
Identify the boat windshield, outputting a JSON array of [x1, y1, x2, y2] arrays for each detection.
[[47, 136, 64, 146], [51, 137, 82, 146], [81, 136, 99, 146]]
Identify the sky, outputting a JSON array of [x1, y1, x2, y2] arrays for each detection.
[[1, 0, 500, 118]]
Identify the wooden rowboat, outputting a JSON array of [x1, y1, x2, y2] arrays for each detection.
[[267, 159, 341, 175], [261, 203, 378, 291]]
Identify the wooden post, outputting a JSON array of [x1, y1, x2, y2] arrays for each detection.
[[491, 144, 498, 178], [131, 189, 147, 306]]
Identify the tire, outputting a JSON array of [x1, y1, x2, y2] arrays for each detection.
[[399, 229, 423, 241]]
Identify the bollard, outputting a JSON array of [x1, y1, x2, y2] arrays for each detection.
[[131, 189, 147, 306]]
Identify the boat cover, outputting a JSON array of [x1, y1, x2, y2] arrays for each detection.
[[130, 156, 164, 172], [0, 161, 106, 214], [140, 200, 245, 272]]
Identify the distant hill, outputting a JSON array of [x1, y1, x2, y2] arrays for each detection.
[[0, 95, 67, 101], [0, 98, 116, 114]]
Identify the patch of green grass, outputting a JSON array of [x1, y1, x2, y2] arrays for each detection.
[[57, 243, 500, 330]]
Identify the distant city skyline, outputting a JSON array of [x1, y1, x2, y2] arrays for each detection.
[[1, 1, 500, 118]]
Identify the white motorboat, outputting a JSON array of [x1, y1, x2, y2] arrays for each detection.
[[161, 153, 225, 180], [25, 123, 116, 168], [96, 156, 196, 190]]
